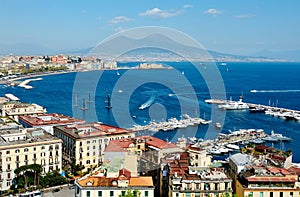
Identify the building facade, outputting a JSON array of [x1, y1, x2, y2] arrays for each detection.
[[0, 127, 62, 191], [0, 101, 46, 121], [53, 123, 135, 170], [236, 166, 300, 197]]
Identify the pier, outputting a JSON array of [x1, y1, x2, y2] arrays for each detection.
[[129, 115, 208, 132], [205, 98, 300, 120], [18, 77, 43, 89]]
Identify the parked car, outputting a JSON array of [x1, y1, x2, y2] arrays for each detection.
[[52, 188, 60, 193]]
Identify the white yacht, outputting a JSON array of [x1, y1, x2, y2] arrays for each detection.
[[218, 96, 249, 110]]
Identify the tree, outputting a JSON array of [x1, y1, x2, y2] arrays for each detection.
[[40, 170, 68, 188], [119, 189, 141, 197], [14, 164, 43, 189]]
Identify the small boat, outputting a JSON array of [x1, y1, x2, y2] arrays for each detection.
[[215, 122, 221, 129], [263, 136, 279, 142], [249, 105, 265, 113], [106, 93, 112, 109], [81, 98, 88, 111], [117, 71, 120, 76], [220, 62, 227, 66], [248, 139, 265, 144], [210, 149, 221, 155], [226, 144, 240, 150]]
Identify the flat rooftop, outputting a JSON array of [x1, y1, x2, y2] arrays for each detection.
[[55, 122, 133, 139], [19, 113, 85, 126], [0, 127, 61, 148]]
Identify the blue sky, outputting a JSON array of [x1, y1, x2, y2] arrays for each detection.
[[1, 0, 300, 55]]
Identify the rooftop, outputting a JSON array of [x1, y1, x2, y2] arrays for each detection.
[[55, 122, 133, 139], [229, 153, 253, 166], [0, 127, 62, 148], [136, 136, 178, 150], [19, 113, 85, 126]]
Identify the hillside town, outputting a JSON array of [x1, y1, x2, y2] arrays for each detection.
[[0, 95, 299, 197]]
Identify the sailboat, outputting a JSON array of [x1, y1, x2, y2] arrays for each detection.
[[81, 98, 88, 111], [87, 93, 92, 103], [106, 93, 112, 109], [73, 93, 79, 107]]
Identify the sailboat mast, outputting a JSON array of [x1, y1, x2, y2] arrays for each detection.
[[81, 98, 88, 110]]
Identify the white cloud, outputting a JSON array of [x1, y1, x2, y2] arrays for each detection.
[[139, 8, 182, 18], [183, 4, 193, 9], [109, 16, 134, 24], [234, 14, 256, 19], [204, 8, 222, 15]]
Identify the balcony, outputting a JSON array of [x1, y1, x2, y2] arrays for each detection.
[[32, 158, 37, 161]]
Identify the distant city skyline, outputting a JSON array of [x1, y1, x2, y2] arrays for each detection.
[[1, 0, 300, 56]]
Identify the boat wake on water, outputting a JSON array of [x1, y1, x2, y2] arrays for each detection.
[[139, 94, 157, 110], [250, 89, 300, 93]]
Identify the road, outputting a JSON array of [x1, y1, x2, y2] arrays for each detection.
[[43, 187, 75, 197]]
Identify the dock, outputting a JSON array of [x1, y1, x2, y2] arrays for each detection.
[[18, 77, 43, 89], [129, 115, 209, 132], [5, 93, 20, 101], [206, 99, 300, 119]]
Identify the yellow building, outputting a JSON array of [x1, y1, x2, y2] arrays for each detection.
[[53, 123, 135, 170], [0, 127, 62, 191], [236, 166, 300, 197], [0, 101, 46, 121]]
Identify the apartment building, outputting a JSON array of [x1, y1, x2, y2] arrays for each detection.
[[0, 126, 62, 191]]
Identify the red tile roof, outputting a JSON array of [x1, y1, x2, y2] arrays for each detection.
[[19, 113, 85, 126], [104, 139, 133, 152], [136, 136, 178, 150], [247, 177, 296, 182]]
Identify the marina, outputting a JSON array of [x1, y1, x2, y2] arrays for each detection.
[[130, 114, 207, 132], [187, 128, 291, 155]]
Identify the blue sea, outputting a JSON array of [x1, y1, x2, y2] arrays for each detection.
[[1, 62, 300, 162]]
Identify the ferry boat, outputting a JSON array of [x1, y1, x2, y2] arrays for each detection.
[[218, 96, 249, 110]]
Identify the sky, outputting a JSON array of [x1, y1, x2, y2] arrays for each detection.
[[0, 0, 300, 55]]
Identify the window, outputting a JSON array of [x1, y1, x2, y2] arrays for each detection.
[[195, 155, 198, 159], [176, 193, 179, 197], [41, 146, 45, 150], [186, 193, 191, 197], [98, 191, 102, 197], [24, 148, 29, 152], [6, 151, 10, 154], [121, 191, 126, 196], [195, 183, 200, 190], [214, 183, 218, 190], [15, 149, 20, 153], [225, 182, 229, 190], [86, 191, 90, 197], [6, 157, 11, 162], [260, 192, 264, 197], [92, 140, 96, 143], [110, 191, 114, 197], [270, 192, 273, 197], [87, 141, 90, 144], [280, 192, 283, 197], [186, 183, 190, 190], [145, 191, 149, 197], [249, 192, 253, 197], [290, 192, 293, 197]]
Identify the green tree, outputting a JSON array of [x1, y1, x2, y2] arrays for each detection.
[[40, 170, 68, 187], [119, 189, 141, 197]]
